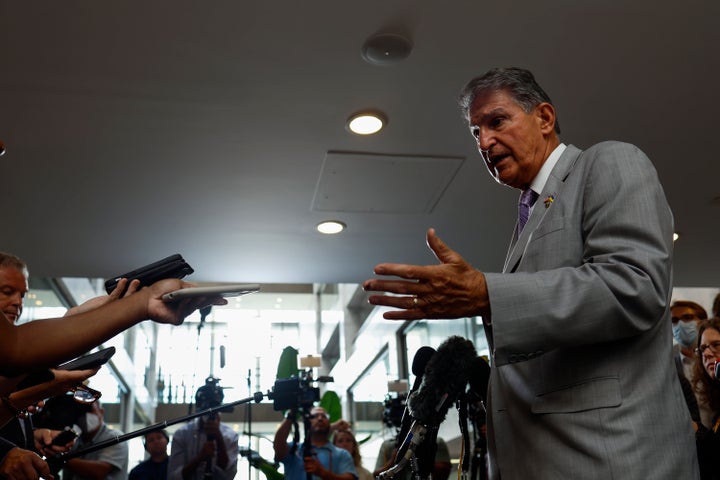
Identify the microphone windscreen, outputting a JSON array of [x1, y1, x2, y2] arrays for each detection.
[[412, 346, 436, 376], [408, 336, 476, 426], [468, 355, 491, 404]]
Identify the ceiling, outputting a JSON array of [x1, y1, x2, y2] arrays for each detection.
[[1, 0, 718, 289]]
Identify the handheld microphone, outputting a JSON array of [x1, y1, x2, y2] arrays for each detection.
[[395, 346, 436, 450], [198, 306, 212, 334], [467, 355, 491, 406], [715, 360, 720, 380]]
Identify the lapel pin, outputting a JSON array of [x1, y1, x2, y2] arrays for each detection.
[[544, 195, 555, 208]]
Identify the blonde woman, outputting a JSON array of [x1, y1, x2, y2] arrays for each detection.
[[333, 429, 372, 480]]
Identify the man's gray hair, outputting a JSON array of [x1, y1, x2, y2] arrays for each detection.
[[0, 251, 28, 277], [458, 67, 561, 134]]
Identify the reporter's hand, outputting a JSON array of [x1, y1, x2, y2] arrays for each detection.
[[34, 428, 74, 457], [303, 456, 325, 475], [64, 278, 141, 316], [145, 279, 228, 326], [10, 368, 99, 412], [0, 447, 53, 480]]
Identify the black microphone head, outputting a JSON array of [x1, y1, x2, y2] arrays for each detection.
[[468, 355, 491, 405], [715, 360, 720, 381], [412, 346, 436, 376], [408, 336, 477, 426]]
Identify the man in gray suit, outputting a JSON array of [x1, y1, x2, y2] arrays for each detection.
[[362, 67, 698, 479]]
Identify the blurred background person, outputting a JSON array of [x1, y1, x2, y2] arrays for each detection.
[[692, 318, 720, 480], [168, 377, 238, 480], [332, 429, 372, 480], [274, 405, 356, 480], [63, 398, 128, 480], [129, 429, 170, 480]]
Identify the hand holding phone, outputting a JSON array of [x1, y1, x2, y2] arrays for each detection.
[[105, 254, 194, 295], [51, 426, 79, 446], [56, 347, 116, 371]]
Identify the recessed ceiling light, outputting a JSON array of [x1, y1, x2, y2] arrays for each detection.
[[673, 232, 679, 242], [317, 220, 346, 234], [347, 111, 387, 135]]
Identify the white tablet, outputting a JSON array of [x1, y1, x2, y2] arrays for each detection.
[[162, 284, 260, 302]]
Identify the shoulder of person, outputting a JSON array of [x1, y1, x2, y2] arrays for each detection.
[[582, 141, 650, 163], [576, 141, 657, 180]]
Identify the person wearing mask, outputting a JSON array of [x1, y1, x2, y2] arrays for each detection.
[[61, 399, 129, 480], [129, 429, 170, 480], [363, 67, 698, 478], [692, 318, 720, 479], [672, 300, 709, 381]]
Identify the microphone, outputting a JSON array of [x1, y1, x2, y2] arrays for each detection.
[[395, 347, 436, 450], [380, 337, 476, 480], [198, 306, 212, 334], [715, 360, 720, 380], [411, 347, 437, 390], [408, 336, 477, 427], [467, 355, 491, 406]]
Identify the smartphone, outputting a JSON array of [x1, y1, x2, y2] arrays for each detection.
[[52, 426, 79, 446], [104, 254, 194, 295], [56, 347, 116, 371], [162, 284, 260, 303]]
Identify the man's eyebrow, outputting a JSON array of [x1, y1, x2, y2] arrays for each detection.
[[470, 107, 507, 125]]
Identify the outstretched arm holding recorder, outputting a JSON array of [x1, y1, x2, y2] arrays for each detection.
[[0, 277, 227, 377]]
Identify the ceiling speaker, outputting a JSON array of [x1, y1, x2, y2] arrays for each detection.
[[361, 33, 413, 66]]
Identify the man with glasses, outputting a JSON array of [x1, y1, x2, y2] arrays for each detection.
[[273, 406, 357, 480]]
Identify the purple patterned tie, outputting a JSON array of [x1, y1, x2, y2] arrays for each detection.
[[518, 188, 539, 234]]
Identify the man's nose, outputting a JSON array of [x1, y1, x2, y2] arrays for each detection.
[[9, 292, 23, 307], [477, 130, 496, 153]]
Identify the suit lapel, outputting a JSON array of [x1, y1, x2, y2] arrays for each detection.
[[503, 145, 582, 273]]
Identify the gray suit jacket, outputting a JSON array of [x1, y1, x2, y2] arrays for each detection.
[[482, 142, 699, 479]]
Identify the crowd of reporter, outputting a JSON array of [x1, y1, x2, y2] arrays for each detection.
[[0, 251, 224, 480]]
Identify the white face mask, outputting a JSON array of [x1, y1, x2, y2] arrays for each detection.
[[84, 413, 101, 433], [672, 321, 698, 348]]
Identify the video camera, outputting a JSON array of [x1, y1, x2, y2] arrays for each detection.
[[269, 369, 332, 412], [383, 393, 407, 431], [195, 376, 233, 415]]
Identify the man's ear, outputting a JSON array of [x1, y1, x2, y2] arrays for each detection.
[[535, 102, 556, 135]]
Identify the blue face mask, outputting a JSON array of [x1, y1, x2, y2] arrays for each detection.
[[672, 321, 698, 348]]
